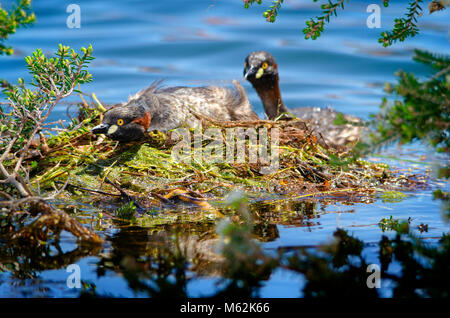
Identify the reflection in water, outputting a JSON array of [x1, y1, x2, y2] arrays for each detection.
[[82, 199, 341, 297], [0, 195, 364, 297], [0, 187, 447, 298], [251, 200, 318, 229], [95, 226, 192, 298], [0, 237, 100, 280], [0, 198, 314, 296], [101, 224, 222, 275]]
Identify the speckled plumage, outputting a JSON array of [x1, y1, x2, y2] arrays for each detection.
[[289, 107, 362, 146], [136, 80, 258, 131], [91, 80, 259, 141]]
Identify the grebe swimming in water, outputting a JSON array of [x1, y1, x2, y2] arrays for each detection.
[[91, 80, 259, 141], [243, 51, 363, 147]]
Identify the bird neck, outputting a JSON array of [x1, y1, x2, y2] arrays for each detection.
[[252, 75, 288, 120]]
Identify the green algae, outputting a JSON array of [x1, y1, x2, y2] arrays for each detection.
[[378, 190, 408, 203]]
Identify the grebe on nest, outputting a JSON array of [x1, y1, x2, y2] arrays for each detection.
[[91, 80, 259, 141], [243, 51, 363, 147]]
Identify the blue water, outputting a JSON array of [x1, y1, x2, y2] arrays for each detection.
[[0, 0, 449, 297]]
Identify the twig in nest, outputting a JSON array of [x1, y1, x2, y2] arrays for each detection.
[[55, 181, 121, 197], [297, 161, 330, 183], [151, 191, 176, 206]]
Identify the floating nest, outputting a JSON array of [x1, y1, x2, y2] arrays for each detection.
[[14, 102, 427, 231]]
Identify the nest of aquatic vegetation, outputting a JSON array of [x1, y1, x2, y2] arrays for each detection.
[[15, 104, 426, 228]]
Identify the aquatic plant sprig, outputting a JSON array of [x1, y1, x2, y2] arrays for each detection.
[[115, 201, 137, 221]]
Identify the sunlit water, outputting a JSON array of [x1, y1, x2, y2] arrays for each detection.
[[0, 0, 449, 297]]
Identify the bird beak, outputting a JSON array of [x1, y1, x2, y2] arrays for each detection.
[[244, 66, 263, 80], [91, 123, 109, 134]]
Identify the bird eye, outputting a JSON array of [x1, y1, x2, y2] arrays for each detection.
[[262, 62, 269, 70], [117, 119, 124, 126]]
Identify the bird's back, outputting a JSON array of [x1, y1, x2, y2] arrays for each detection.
[[139, 80, 258, 131], [291, 107, 363, 147]]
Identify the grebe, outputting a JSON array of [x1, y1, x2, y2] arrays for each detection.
[[91, 80, 259, 141], [244, 51, 363, 147]]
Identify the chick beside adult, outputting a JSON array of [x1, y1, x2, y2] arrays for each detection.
[[243, 51, 363, 147], [91, 80, 259, 142]]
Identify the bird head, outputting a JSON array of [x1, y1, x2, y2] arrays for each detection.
[[91, 103, 151, 142], [243, 51, 279, 85]]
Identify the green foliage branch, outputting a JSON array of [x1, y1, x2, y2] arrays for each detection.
[[0, 0, 35, 55], [0, 45, 101, 243], [242, 0, 448, 47]]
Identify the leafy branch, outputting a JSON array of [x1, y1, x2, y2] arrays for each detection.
[[304, 0, 348, 40], [242, 0, 448, 47], [0, 44, 102, 243], [379, 0, 423, 47], [0, 0, 35, 55], [264, 0, 283, 23], [243, 0, 283, 23], [370, 49, 449, 152]]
